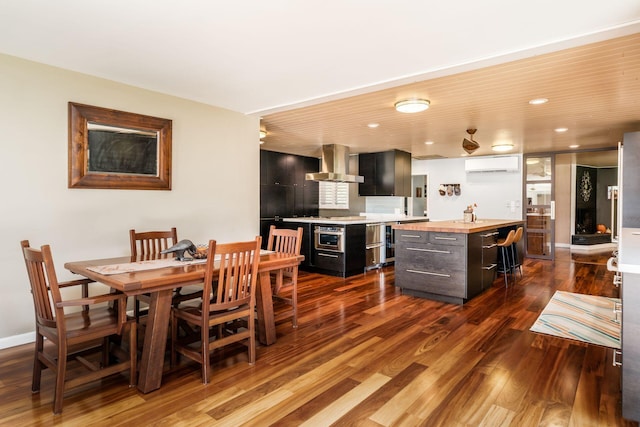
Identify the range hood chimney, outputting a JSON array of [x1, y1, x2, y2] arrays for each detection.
[[305, 144, 364, 183]]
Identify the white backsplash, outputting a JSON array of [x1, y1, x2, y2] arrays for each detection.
[[365, 196, 405, 214]]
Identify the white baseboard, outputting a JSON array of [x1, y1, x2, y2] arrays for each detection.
[[0, 332, 35, 350], [570, 242, 618, 254]]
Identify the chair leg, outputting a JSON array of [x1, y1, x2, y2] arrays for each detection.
[[510, 243, 521, 280], [291, 279, 298, 329], [201, 325, 210, 384], [128, 321, 137, 386], [500, 247, 511, 287], [248, 312, 256, 365], [32, 332, 44, 393], [170, 311, 177, 368], [53, 342, 67, 414]]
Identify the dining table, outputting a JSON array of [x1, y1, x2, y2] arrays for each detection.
[[64, 250, 303, 394]]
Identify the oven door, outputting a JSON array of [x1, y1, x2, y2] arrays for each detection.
[[314, 227, 344, 252]]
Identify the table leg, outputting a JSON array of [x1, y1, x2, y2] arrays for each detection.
[[137, 288, 172, 393], [256, 271, 276, 345]]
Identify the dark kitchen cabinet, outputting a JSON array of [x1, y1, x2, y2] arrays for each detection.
[[262, 150, 296, 185], [260, 150, 319, 220], [311, 223, 366, 277], [395, 227, 515, 304], [358, 150, 411, 196]]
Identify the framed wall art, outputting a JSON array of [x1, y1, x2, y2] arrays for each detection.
[[68, 102, 172, 190]]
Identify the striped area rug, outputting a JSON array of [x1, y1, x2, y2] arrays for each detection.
[[530, 290, 621, 349]]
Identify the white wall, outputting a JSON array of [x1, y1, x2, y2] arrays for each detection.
[[0, 54, 259, 346], [412, 156, 523, 221]]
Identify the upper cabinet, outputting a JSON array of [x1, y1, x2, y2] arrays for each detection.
[[358, 150, 411, 197], [260, 150, 320, 218]]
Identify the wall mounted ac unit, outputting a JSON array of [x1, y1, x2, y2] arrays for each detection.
[[464, 156, 519, 173]]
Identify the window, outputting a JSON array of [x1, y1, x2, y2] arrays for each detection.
[[319, 181, 349, 209]]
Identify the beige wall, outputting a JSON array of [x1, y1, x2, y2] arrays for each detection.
[[0, 54, 260, 346]]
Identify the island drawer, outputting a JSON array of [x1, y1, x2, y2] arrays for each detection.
[[396, 231, 428, 244], [428, 232, 466, 246], [313, 250, 344, 271], [395, 267, 466, 298], [396, 243, 465, 273]]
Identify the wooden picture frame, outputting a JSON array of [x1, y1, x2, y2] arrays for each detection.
[[68, 102, 172, 190]]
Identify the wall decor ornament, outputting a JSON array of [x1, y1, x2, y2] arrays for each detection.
[[580, 170, 593, 202], [68, 102, 172, 190]]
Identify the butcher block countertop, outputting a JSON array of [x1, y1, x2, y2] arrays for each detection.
[[393, 219, 524, 234]]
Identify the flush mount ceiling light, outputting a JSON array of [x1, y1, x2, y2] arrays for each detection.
[[259, 130, 267, 139], [367, 122, 380, 128], [394, 99, 430, 113], [462, 128, 480, 154], [492, 141, 515, 152], [529, 98, 549, 105]]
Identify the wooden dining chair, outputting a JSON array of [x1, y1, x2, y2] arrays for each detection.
[[130, 228, 203, 319], [267, 225, 303, 328], [170, 236, 261, 384], [20, 240, 136, 414]]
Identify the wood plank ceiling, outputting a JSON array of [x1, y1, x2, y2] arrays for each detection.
[[260, 33, 640, 162]]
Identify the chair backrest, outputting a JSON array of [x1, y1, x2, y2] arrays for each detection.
[[21, 240, 62, 330], [130, 227, 178, 258], [267, 226, 303, 276], [202, 237, 262, 313], [513, 226, 524, 244], [499, 230, 516, 247]]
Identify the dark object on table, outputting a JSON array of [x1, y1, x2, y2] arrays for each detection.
[[161, 239, 197, 261]]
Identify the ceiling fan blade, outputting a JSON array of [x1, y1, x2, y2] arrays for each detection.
[[462, 138, 479, 154]]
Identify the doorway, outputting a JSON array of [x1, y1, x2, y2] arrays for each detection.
[[524, 155, 555, 259]]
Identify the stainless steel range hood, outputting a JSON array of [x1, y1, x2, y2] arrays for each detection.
[[305, 144, 364, 183]]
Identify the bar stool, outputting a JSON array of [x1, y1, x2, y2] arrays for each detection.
[[510, 227, 524, 279], [497, 229, 516, 287]]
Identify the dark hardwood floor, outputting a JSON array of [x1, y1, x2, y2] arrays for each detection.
[[1, 248, 637, 426]]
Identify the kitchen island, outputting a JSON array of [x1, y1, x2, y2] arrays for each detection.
[[393, 219, 524, 304]]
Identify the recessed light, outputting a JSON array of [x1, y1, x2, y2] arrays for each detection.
[[259, 130, 267, 139], [424, 141, 434, 145], [555, 127, 568, 133], [367, 123, 379, 128], [394, 99, 430, 113], [569, 144, 580, 149], [529, 98, 548, 105]]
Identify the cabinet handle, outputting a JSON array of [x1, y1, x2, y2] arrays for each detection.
[[481, 232, 499, 237], [613, 349, 622, 367], [613, 301, 622, 323], [407, 247, 451, 254], [401, 234, 422, 238], [406, 269, 451, 278], [482, 244, 497, 249], [613, 273, 622, 287], [482, 264, 497, 271], [434, 236, 457, 241], [317, 253, 339, 258]]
